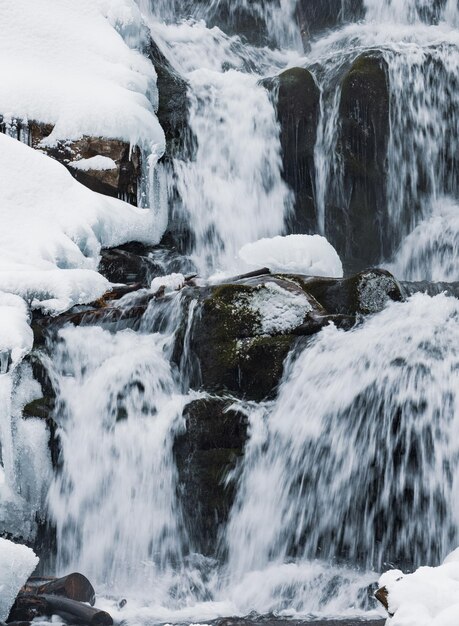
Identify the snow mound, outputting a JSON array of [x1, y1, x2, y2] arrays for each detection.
[[0, 538, 39, 621], [69, 156, 117, 171], [239, 235, 343, 278], [0, 133, 165, 314], [0, 0, 164, 152], [379, 550, 459, 625], [0, 294, 33, 369]]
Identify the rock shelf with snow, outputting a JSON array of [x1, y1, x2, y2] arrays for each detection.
[[2, 1, 459, 625]]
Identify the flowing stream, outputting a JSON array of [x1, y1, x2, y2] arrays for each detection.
[[4, 0, 459, 623]]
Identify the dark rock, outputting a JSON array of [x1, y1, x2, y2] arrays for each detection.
[[147, 38, 191, 159], [303, 269, 403, 316], [174, 397, 248, 555], [332, 53, 390, 271], [296, 0, 364, 45], [264, 67, 320, 234]]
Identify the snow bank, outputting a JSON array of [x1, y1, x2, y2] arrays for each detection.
[[239, 235, 343, 278], [0, 0, 164, 153], [69, 156, 117, 172], [379, 549, 459, 625], [0, 133, 165, 314], [0, 538, 38, 621]]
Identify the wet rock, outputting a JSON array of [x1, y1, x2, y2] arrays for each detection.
[[296, 0, 364, 45], [303, 269, 403, 316], [174, 397, 248, 555], [333, 53, 390, 271], [264, 67, 320, 233], [147, 38, 191, 159]]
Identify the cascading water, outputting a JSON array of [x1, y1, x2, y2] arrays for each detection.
[[10, 0, 459, 623], [226, 293, 459, 576], [143, 8, 300, 275]]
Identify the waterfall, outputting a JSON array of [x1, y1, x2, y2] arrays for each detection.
[[6, 0, 459, 622], [145, 14, 297, 275], [46, 295, 195, 592], [227, 293, 459, 575]]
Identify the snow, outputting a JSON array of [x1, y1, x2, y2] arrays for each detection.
[[0, 133, 166, 314], [235, 282, 312, 335], [238, 235, 343, 278], [151, 273, 186, 295], [0, 0, 165, 154], [0, 538, 39, 621], [69, 156, 117, 172], [379, 549, 459, 625]]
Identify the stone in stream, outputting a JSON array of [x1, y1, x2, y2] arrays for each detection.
[[333, 53, 390, 272], [263, 67, 321, 235]]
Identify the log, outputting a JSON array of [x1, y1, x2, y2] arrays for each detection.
[[22, 573, 96, 605], [41, 595, 113, 626], [7, 595, 49, 622]]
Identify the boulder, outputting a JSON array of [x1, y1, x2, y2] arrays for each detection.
[[332, 53, 390, 271], [174, 397, 248, 555], [189, 274, 353, 400], [302, 269, 403, 316], [263, 68, 320, 234]]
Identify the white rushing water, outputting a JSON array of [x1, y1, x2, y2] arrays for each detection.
[[143, 9, 300, 275], [47, 296, 193, 592]]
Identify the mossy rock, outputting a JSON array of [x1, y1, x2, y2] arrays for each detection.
[[190, 277, 321, 400], [296, 0, 364, 42]]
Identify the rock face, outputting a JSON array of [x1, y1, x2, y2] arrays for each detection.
[[0, 117, 141, 205], [296, 0, 364, 44], [333, 53, 390, 272], [174, 398, 248, 555], [264, 68, 321, 234]]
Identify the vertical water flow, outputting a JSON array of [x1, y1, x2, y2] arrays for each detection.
[[144, 3, 298, 275], [227, 294, 459, 578], [47, 295, 191, 593]]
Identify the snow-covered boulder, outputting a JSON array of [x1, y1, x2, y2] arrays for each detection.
[[378, 549, 459, 625], [0, 539, 38, 622], [238, 234, 344, 278]]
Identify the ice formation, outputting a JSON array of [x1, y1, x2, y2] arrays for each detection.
[[0, 538, 39, 621], [238, 235, 344, 278]]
